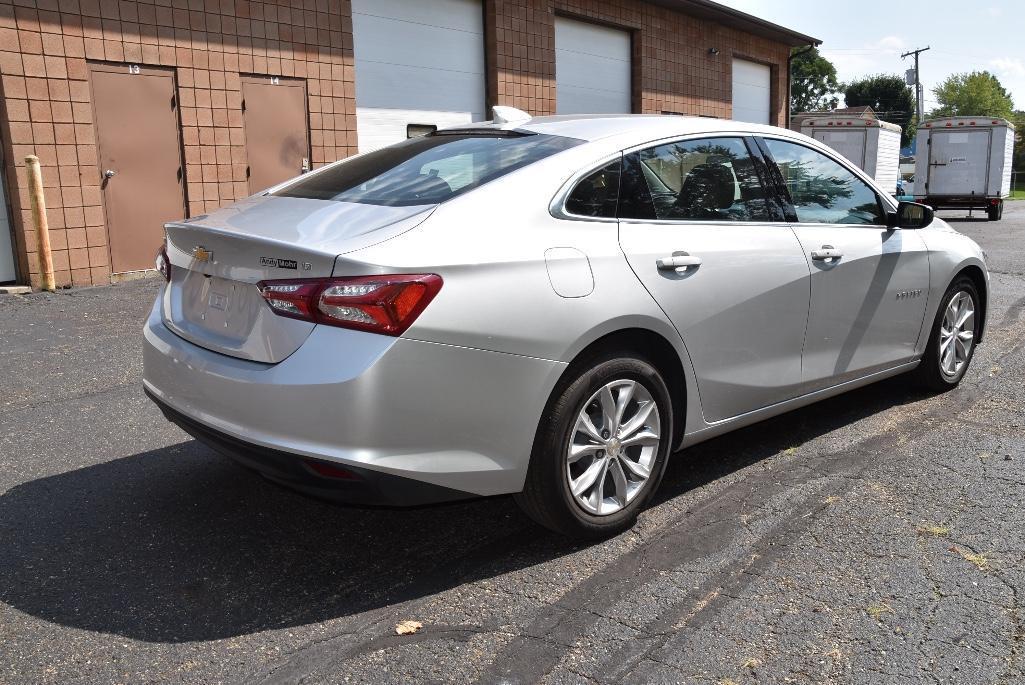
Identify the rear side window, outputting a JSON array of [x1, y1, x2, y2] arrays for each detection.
[[762, 138, 883, 225], [564, 159, 621, 218], [619, 137, 770, 221], [276, 132, 583, 206]]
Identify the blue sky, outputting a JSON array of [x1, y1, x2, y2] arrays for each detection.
[[717, 0, 1025, 112]]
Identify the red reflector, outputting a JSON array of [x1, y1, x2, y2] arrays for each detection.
[[969, 121, 976, 125], [925, 123, 931, 127], [305, 460, 360, 480], [958, 122, 964, 126], [990, 199, 999, 206], [993, 120, 1000, 124], [946, 123, 952, 127], [258, 274, 443, 336]]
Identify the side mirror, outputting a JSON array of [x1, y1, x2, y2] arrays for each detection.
[[887, 201, 934, 229]]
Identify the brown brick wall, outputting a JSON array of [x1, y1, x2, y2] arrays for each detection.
[[488, 0, 789, 123], [0, 0, 356, 288], [0, 0, 792, 288]]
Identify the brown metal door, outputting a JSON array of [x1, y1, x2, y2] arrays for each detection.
[[91, 64, 185, 273], [242, 76, 309, 193]]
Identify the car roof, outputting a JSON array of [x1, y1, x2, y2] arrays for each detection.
[[444, 114, 798, 145]]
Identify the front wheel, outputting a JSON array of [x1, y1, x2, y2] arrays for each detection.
[[913, 277, 981, 391], [515, 354, 673, 539]]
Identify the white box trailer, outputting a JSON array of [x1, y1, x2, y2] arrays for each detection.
[[801, 117, 902, 193], [914, 117, 1015, 221]]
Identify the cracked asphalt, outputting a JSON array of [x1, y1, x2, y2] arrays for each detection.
[[1, 204, 1024, 685]]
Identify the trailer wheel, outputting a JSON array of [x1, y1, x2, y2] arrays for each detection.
[[987, 203, 1000, 221]]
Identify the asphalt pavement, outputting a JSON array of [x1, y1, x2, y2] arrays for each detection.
[[1, 204, 1023, 684]]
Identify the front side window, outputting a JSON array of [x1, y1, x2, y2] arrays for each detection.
[[762, 138, 883, 225], [564, 159, 621, 218], [276, 132, 583, 206], [619, 137, 770, 221]]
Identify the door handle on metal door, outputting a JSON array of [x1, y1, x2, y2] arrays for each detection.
[[810, 246, 843, 261], [656, 254, 702, 273]]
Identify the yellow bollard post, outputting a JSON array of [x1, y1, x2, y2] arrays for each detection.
[[24, 155, 56, 292]]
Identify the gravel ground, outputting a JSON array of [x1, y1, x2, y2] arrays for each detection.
[[1, 204, 1023, 685]]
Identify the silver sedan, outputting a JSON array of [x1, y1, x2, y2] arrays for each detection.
[[144, 110, 988, 538]]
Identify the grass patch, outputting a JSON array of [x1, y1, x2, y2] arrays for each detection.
[[1010, 189, 1025, 200], [951, 546, 991, 571], [916, 524, 950, 537], [866, 602, 894, 619]]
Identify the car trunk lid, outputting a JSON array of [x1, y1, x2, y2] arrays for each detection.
[[161, 195, 434, 363]]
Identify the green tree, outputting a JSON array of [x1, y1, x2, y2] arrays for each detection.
[[844, 74, 916, 147], [930, 71, 1014, 120], [790, 47, 840, 114]]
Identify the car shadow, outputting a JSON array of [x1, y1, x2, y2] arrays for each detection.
[[0, 377, 925, 643]]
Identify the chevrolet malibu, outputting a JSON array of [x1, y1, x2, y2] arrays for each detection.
[[144, 110, 987, 538]]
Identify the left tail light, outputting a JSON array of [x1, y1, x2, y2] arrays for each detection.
[[257, 274, 443, 336], [155, 243, 171, 282]]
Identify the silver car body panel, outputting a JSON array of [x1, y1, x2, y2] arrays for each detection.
[[144, 300, 566, 496], [791, 223, 930, 389], [143, 114, 989, 500], [619, 218, 810, 423]]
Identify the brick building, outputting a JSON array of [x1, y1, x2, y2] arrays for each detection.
[[0, 0, 816, 288]]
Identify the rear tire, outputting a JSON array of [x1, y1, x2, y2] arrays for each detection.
[[515, 353, 673, 539], [913, 277, 980, 391], [987, 205, 999, 221]]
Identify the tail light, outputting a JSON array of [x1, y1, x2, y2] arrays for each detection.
[[257, 274, 442, 336], [155, 243, 171, 282]]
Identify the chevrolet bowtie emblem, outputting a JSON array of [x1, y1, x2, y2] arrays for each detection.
[[193, 246, 212, 262]]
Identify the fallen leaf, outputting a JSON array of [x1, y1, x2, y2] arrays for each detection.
[[395, 620, 423, 635]]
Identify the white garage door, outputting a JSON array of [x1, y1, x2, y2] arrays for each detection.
[[555, 17, 631, 114], [731, 59, 771, 124], [352, 0, 485, 152]]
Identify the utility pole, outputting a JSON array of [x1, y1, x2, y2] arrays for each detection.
[[901, 46, 930, 124]]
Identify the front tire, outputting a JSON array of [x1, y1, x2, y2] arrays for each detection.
[[515, 354, 673, 539], [913, 277, 980, 391]]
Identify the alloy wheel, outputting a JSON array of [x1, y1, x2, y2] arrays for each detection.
[[939, 290, 975, 378], [566, 379, 661, 516]]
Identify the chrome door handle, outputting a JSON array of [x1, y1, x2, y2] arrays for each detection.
[[656, 254, 702, 273], [810, 246, 843, 261], [103, 169, 117, 179]]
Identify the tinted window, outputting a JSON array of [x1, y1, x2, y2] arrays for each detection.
[[762, 138, 883, 225], [276, 132, 583, 206], [619, 137, 770, 221], [565, 160, 621, 218]]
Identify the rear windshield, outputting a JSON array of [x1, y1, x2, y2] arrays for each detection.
[[274, 132, 583, 206]]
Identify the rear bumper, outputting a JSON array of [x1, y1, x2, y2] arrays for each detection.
[[147, 388, 473, 506], [142, 297, 566, 502]]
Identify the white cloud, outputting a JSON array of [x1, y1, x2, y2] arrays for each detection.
[[990, 57, 1025, 79], [873, 36, 907, 53]]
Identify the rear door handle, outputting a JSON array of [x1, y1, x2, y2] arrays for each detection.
[[656, 253, 702, 273], [810, 246, 843, 262]]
